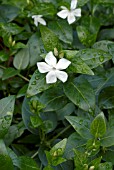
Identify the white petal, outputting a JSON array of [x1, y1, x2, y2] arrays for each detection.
[[55, 70, 68, 83], [45, 51, 57, 67], [56, 58, 71, 70], [57, 9, 69, 19], [71, 0, 77, 10], [34, 20, 38, 26], [67, 12, 76, 24], [73, 8, 81, 17], [38, 17, 46, 25], [46, 71, 57, 84], [37, 62, 52, 73]]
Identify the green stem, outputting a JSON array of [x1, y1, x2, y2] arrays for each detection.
[[31, 150, 39, 159], [49, 125, 71, 143], [0, 65, 29, 82]]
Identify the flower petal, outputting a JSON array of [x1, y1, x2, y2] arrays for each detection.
[[45, 51, 57, 67], [46, 71, 57, 84], [71, 0, 77, 10], [38, 17, 46, 25], [56, 58, 71, 70], [67, 12, 76, 24], [57, 9, 69, 19], [73, 8, 81, 17], [55, 70, 68, 83], [37, 62, 52, 73]]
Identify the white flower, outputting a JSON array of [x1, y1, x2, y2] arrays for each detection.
[[37, 51, 71, 84], [32, 15, 46, 27], [57, 0, 81, 24]]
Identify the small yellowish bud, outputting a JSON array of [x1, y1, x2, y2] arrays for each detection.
[[59, 52, 64, 58], [54, 48, 58, 57], [27, 0, 30, 4], [12, 40, 15, 46], [89, 165, 95, 170], [9, 36, 12, 44]]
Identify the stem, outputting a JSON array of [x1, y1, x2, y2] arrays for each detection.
[[18, 73, 29, 82], [49, 125, 71, 143], [0, 65, 29, 82], [31, 150, 39, 159]]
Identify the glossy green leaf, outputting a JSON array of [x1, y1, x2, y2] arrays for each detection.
[[98, 162, 113, 170], [64, 50, 94, 75], [22, 97, 39, 134], [40, 86, 67, 112], [0, 95, 15, 138], [64, 132, 86, 159], [48, 20, 73, 44], [0, 140, 14, 170], [64, 76, 95, 111], [40, 25, 61, 51], [99, 86, 114, 109], [0, 4, 19, 23], [66, 116, 91, 139], [90, 112, 106, 138], [2, 67, 20, 80], [101, 128, 114, 147], [27, 70, 52, 97], [13, 48, 29, 70], [18, 156, 40, 170], [0, 50, 9, 62], [16, 84, 28, 98], [77, 16, 100, 47], [76, 49, 112, 69], [27, 33, 45, 67]]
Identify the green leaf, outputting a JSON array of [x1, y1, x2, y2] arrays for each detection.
[[77, 16, 100, 47], [93, 0, 114, 4], [74, 149, 88, 170], [98, 86, 114, 109], [0, 50, 9, 62], [90, 112, 106, 138], [92, 40, 114, 52], [64, 132, 86, 159], [76, 48, 112, 69], [16, 84, 28, 98], [101, 128, 114, 147], [98, 162, 113, 170], [27, 70, 52, 97], [0, 23, 23, 35], [0, 139, 14, 170], [45, 139, 67, 166], [0, 95, 15, 138], [0, 4, 19, 23], [66, 116, 91, 139], [22, 97, 39, 134], [89, 157, 101, 169], [13, 48, 29, 70], [43, 165, 54, 170], [2, 67, 20, 80], [63, 76, 95, 111], [18, 156, 40, 170], [40, 25, 61, 51], [40, 86, 67, 112], [64, 50, 94, 75], [27, 33, 45, 67], [56, 103, 75, 120], [48, 20, 73, 44]]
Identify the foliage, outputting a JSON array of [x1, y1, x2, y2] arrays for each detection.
[[0, 0, 114, 169]]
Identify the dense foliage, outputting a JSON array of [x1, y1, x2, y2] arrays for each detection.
[[0, 0, 114, 169]]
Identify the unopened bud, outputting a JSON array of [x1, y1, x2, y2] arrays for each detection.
[[89, 166, 95, 170], [9, 36, 12, 44], [12, 40, 15, 46], [54, 48, 58, 57], [27, 0, 30, 4]]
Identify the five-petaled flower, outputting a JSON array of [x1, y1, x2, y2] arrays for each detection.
[[37, 51, 71, 84], [57, 0, 81, 24], [32, 15, 46, 27]]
